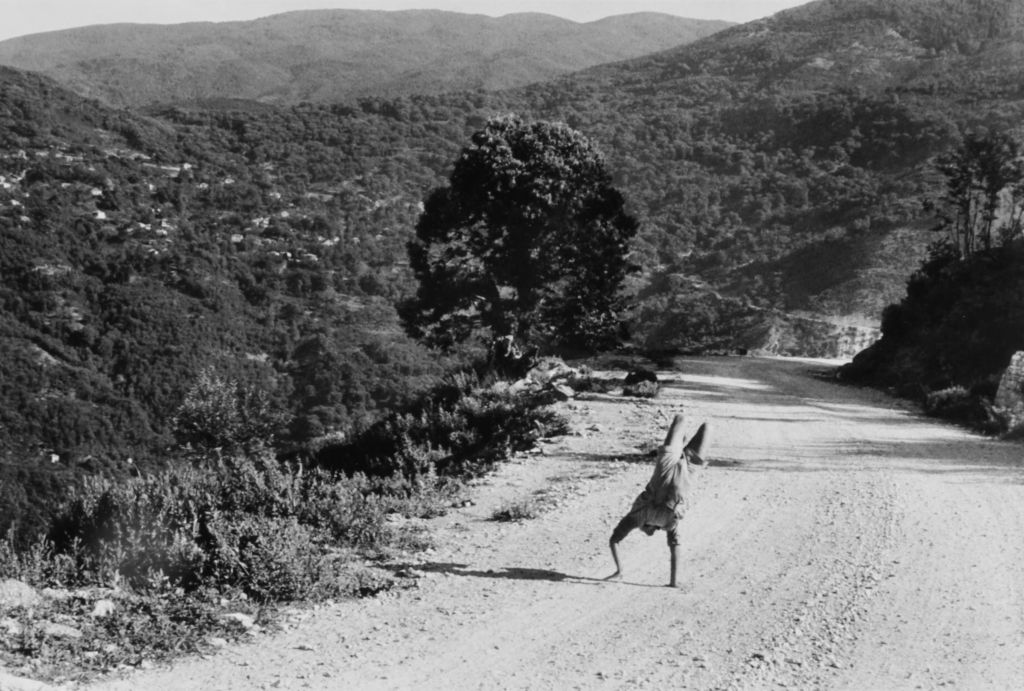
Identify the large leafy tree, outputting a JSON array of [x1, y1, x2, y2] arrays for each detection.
[[400, 116, 638, 351]]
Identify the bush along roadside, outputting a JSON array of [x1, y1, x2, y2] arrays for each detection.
[[0, 371, 567, 684], [312, 370, 571, 481]]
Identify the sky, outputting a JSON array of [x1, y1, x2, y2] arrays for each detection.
[[1, 1, 809, 42]]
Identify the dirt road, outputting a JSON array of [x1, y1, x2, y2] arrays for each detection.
[[96, 357, 1024, 690]]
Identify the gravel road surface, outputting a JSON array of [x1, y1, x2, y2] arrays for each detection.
[[95, 357, 1024, 690]]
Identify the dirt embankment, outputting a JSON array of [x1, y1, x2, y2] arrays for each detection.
[[93, 357, 1024, 690]]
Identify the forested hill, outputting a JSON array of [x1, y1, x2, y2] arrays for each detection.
[[484, 0, 1024, 341], [0, 10, 730, 107], [0, 65, 456, 472]]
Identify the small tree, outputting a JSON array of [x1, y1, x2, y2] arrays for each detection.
[[934, 131, 1024, 258], [400, 116, 638, 352]]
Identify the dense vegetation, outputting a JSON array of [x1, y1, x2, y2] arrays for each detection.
[[0, 370, 568, 681], [843, 242, 1024, 400]]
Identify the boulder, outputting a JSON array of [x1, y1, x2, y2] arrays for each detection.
[[995, 352, 1024, 410], [41, 622, 82, 639], [39, 588, 72, 601], [1, 617, 24, 635], [91, 599, 116, 619], [527, 358, 577, 385], [995, 352, 1024, 431], [623, 368, 658, 386], [0, 580, 40, 610], [508, 378, 536, 395], [550, 383, 575, 401], [223, 612, 256, 630]]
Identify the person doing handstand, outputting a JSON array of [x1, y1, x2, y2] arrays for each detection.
[[607, 414, 708, 587]]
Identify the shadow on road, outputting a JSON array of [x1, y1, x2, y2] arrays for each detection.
[[712, 443, 1024, 482], [386, 562, 662, 588]]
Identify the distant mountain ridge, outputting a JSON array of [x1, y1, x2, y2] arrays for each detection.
[[576, 0, 1024, 97], [0, 10, 731, 107]]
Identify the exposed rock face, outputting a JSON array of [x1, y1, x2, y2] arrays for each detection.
[[835, 325, 882, 360], [995, 352, 1024, 429], [743, 315, 881, 360]]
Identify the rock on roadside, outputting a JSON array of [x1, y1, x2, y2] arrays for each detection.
[[0, 580, 40, 610]]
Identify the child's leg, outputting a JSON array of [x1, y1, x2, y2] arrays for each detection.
[[663, 413, 687, 453]]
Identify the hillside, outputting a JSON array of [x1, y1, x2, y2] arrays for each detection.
[[0, 10, 730, 107], [4, 0, 1024, 531], [484, 0, 1024, 339], [577, 0, 1024, 94], [0, 66, 458, 540]]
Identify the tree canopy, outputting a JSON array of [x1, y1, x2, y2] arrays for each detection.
[[400, 116, 638, 352], [842, 131, 1024, 423], [934, 130, 1024, 258]]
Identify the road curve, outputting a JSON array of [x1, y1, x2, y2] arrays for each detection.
[[95, 357, 1024, 690]]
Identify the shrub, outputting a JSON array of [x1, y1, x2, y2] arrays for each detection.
[[0, 531, 78, 586], [45, 452, 398, 599], [923, 386, 981, 422], [316, 372, 569, 481], [205, 514, 330, 602], [315, 482, 390, 551], [491, 498, 541, 522], [34, 368, 563, 601], [174, 368, 287, 451], [369, 472, 464, 520]]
